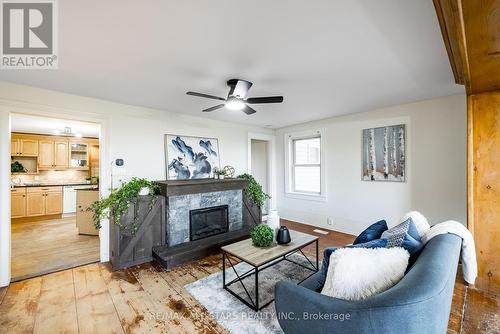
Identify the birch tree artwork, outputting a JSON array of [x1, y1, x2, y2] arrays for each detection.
[[362, 124, 406, 182]]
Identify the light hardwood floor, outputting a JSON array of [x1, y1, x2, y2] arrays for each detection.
[[11, 216, 100, 281], [0, 220, 498, 333]]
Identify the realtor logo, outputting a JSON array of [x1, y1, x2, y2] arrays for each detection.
[[1, 0, 58, 69]]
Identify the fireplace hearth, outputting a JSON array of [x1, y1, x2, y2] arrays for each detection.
[[190, 205, 229, 241]]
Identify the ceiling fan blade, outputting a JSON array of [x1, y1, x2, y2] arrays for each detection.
[[242, 105, 257, 115], [202, 104, 225, 112], [187, 91, 226, 101], [246, 96, 284, 104]]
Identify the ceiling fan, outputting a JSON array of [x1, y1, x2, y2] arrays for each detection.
[[186, 79, 283, 115]]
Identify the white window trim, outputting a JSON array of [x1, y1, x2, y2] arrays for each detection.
[[284, 129, 327, 202]]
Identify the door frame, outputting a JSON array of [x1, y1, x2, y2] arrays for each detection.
[[0, 100, 110, 287], [247, 132, 276, 211]]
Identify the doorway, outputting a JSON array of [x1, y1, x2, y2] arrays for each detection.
[[9, 114, 101, 281], [248, 133, 276, 219]]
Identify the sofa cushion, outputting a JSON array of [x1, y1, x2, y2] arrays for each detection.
[[321, 247, 409, 300], [353, 219, 388, 244], [382, 217, 424, 257], [400, 211, 431, 238], [316, 239, 389, 290]]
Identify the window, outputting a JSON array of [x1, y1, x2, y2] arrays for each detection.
[[285, 130, 325, 200]]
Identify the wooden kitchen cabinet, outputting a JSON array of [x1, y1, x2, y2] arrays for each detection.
[[11, 133, 98, 172], [26, 186, 63, 217], [11, 135, 38, 156], [38, 139, 68, 170], [54, 141, 69, 168], [45, 192, 63, 215], [38, 140, 55, 168], [11, 188, 26, 218], [26, 192, 45, 216]]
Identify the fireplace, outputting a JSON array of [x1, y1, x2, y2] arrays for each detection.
[[190, 205, 229, 241]]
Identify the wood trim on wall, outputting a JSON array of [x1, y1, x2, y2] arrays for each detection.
[[468, 92, 500, 294]]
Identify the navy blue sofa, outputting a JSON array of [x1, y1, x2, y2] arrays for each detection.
[[275, 234, 461, 334]]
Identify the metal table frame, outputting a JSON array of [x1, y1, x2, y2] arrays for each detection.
[[222, 239, 319, 311]]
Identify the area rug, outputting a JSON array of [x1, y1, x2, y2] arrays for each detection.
[[185, 254, 317, 334]]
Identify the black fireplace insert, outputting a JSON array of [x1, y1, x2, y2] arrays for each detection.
[[189, 205, 229, 241]]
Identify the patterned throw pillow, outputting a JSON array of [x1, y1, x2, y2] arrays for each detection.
[[353, 219, 388, 245], [381, 217, 423, 256]]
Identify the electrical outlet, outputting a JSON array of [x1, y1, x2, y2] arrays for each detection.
[[327, 217, 334, 226]]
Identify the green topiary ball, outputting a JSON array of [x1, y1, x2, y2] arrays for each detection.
[[250, 224, 274, 247]]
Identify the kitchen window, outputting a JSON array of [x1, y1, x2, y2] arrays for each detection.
[[285, 130, 326, 201]]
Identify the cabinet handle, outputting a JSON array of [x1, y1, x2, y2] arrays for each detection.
[[22, 195, 25, 198]]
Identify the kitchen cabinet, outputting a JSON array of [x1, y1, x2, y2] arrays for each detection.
[[26, 186, 63, 217], [26, 192, 45, 216], [11, 188, 26, 218], [11, 136, 38, 156], [38, 140, 54, 168], [11, 133, 98, 172], [89, 144, 99, 177], [54, 141, 69, 168], [69, 142, 89, 169], [38, 140, 68, 170]]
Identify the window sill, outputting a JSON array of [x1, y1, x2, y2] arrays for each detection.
[[285, 192, 327, 202]]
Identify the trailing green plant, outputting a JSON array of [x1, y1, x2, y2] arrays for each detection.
[[238, 173, 270, 208], [87, 177, 159, 234], [250, 224, 274, 247]]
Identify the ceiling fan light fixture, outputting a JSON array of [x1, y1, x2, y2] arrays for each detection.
[[225, 98, 245, 111]]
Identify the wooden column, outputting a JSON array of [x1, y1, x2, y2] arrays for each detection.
[[434, 0, 500, 293], [468, 92, 500, 293]]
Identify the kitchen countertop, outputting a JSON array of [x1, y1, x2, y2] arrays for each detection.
[[12, 182, 99, 188]]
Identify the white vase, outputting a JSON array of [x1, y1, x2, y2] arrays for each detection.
[[267, 210, 280, 240], [139, 187, 150, 196]]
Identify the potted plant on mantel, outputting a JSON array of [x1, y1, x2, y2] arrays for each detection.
[[88, 177, 165, 270], [238, 173, 270, 226]]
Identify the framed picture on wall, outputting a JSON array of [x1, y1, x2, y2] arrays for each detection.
[[165, 134, 220, 180], [362, 124, 406, 182]]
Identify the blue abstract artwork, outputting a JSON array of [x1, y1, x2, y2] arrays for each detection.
[[165, 135, 220, 180]]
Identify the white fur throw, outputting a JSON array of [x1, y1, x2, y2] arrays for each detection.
[[400, 211, 430, 238], [321, 247, 409, 301]]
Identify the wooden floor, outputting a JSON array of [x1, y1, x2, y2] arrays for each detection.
[[11, 216, 100, 281], [0, 220, 498, 333]]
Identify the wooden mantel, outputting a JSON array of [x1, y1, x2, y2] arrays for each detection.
[[434, 0, 500, 293], [156, 178, 248, 197]]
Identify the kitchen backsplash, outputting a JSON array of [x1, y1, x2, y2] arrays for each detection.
[[12, 170, 90, 185]]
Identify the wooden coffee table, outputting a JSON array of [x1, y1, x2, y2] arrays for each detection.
[[221, 230, 319, 311]]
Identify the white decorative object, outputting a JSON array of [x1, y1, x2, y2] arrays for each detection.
[[400, 211, 430, 238], [321, 247, 409, 301], [423, 220, 477, 284], [139, 187, 150, 196], [266, 210, 280, 239]]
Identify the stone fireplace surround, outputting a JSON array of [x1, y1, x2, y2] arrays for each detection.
[[153, 178, 253, 269], [167, 189, 243, 246]]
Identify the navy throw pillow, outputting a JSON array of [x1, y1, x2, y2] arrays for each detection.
[[353, 219, 388, 245], [381, 217, 424, 257], [315, 239, 388, 290]]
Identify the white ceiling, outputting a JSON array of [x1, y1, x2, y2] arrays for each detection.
[[0, 0, 463, 128], [11, 114, 100, 137]]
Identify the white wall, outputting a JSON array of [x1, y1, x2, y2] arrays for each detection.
[[0, 81, 273, 286], [251, 139, 269, 212], [275, 94, 467, 235], [251, 139, 268, 193]]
